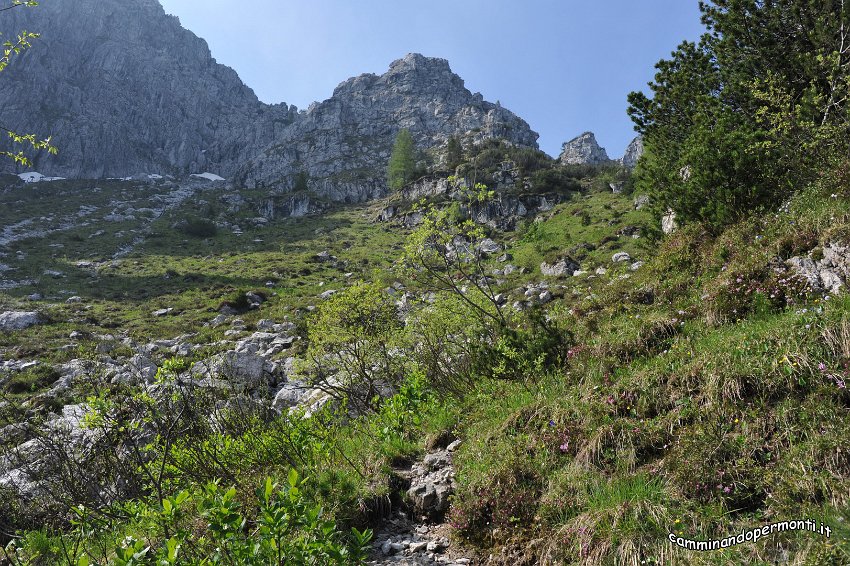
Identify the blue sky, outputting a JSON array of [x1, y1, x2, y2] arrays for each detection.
[[159, 1, 705, 158]]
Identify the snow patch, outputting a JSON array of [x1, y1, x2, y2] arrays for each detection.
[[18, 172, 65, 183], [190, 172, 225, 182]]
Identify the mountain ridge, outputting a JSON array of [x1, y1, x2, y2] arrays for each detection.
[[0, 1, 539, 200]]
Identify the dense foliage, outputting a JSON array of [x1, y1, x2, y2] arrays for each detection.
[[628, 0, 850, 228]]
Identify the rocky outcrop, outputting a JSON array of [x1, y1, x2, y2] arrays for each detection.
[[257, 193, 319, 220], [378, 173, 564, 231], [662, 210, 678, 235], [1, 3, 536, 197], [238, 54, 539, 202], [0, 0, 295, 178], [0, 311, 42, 332], [541, 258, 580, 277], [620, 136, 644, 168], [559, 132, 611, 165], [787, 242, 850, 294]]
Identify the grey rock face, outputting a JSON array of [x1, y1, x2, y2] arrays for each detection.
[[662, 210, 678, 235], [620, 136, 644, 168], [541, 258, 580, 277], [787, 242, 850, 294], [559, 132, 611, 165], [0, 311, 41, 331], [0, 0, 295, 178], [1, 1, 538, 204], [238, 54, 539, 202]]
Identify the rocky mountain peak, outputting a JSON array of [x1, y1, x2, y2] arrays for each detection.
[[559, 132, 611, 165], [620, 136, 644, 168], [238, 53, 539, 202], [0, 0, 537, 202], [388, 53, 453, 75]]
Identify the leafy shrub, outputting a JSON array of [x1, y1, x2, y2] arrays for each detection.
[[3, 365, 60, 394], [531, 167, 582, 193], [449, 465, 541, 539], [303, 281, 410, 411], [176, 217, 218, 238], [3, 472, 372, 565]]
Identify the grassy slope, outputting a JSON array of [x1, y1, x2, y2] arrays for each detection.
[[3, 174, 850, 564], [443, 186, 850, 564], [0, 179, 406, 372]]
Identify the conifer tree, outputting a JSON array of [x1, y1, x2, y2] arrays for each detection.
[[628, 0, 850, 228], [387, 128, 416, 190], [446, 136, 463, 172]]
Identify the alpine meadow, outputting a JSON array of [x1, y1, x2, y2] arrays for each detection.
[[0, 1, 849, 565]]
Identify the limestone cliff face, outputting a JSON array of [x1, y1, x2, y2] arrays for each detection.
[[237, 54, 540, 202], [559, 132, 611, 165], [0, 3, 539, 202], [620, 136, 644, 168], [0, 0, 296, 178]]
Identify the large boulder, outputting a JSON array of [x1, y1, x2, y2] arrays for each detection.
[[0, 311, 42, 332], [207, 351, 277, 389], [271, 380, 308, 412], [541, 258, 580, 277]]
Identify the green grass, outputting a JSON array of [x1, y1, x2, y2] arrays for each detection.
[[3, 171, 850, 564]]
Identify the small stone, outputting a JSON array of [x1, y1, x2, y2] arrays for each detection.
[[426, 540, 446, 553], [477, 238, 501, 255], [66, 296, 83, 304], [152, 308, 173, 317], [409, 541, 428, 553], [612, 252, 632, 263], [633, 195, 650, 210], [245, 292, 264, 306]]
